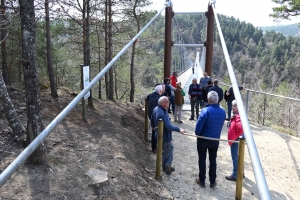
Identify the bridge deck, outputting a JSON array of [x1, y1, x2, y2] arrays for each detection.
[[178, 64, 202, 111]]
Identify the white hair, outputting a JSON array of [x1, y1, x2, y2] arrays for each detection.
[[232, 100, 237, 107], [158, 96, 168, 105], [154, 85, 162, 93], [207, 91, 219, 104]]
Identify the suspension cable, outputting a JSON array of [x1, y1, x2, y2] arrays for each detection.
[[211, 3, 271, 200]]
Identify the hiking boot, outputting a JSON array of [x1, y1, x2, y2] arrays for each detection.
[[164, 166, 173, 175], [225, 175, 236, 181], [189, 118, 194, 120], [196, 177, 205, 188], [162, 166, 175, 172], [210, 182, 217, 189]]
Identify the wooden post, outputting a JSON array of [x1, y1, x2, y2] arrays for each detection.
[[246, 90, 250, 115], [80, 64, 87, 121], [263, 94, 266, 126], [155, 119, 164, 179], [164, 1, 173, 78], [205, 4, 214, 76], [144, 98, 149, 142], [236, 137, 246, 200]]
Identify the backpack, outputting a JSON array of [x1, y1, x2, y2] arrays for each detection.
[[224, 90, 229, 102]]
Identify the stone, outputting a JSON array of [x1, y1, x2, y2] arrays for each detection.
[[85, 169, 108, 184]]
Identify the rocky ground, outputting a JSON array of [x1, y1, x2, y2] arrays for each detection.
[[0, 90, 300, 199]]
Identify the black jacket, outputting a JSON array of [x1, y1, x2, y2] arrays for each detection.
[[147, 92, 161, 119], [227, 86, 244, 102], [202, 85, 213, 102], [209, 86, 224, 103]]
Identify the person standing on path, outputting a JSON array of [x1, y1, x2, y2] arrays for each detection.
[[163, 78, 174, 114], [226, 100, 244, 181], [195, 91, 226, 188], [225, 85, 243, 120], [199, 72, 212, 107], [174, 82, 185, 123], [192, 65, 195, 74], [169, 78, 176, 115], [188, 78, 201, 120], [199, 72, 212, 88], [150, 96, 186, 175], [147, 85, 163, 153], [169, 72, 177, 114], [169, 72, 178, 88], [209, 79, 224, 104], [201, 80, 213, 107]]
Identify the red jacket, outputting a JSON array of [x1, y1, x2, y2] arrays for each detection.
[[169, 75, 177, 88], [227, 113, 244, 145]]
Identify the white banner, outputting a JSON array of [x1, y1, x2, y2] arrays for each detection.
[[83, 66, 90, 100]]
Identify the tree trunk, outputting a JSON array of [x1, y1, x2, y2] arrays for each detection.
[[128, 0, 144, 102], [108, 0, 114, 100], [129, 40, 136, 102], [81, 0, 93, 108], [45, 0, 58, 99], [82, 0, 93, 107], [0, 71, 25, 137], [1, 0, 10, 85], [95, 22, 102, 99], [104, 0, 109, 99], [129, 0, 140, 102], [114, 67, 118, 99], [86, 0, 93, 107], [19, 0, 45, 164]]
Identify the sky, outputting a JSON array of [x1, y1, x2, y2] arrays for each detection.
[[149, 0, 299, 27]]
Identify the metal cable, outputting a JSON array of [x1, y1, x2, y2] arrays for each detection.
[[185, 132, 239, 143], [211, 3, 271, 200]]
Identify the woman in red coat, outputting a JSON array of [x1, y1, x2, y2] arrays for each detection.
[[225, 100, 244, 181]]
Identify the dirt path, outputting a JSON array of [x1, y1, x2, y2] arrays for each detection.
[[158, 111, 300, 200]]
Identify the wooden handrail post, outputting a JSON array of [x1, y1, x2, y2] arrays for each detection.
[[155, 119, 164, 179], [236, 137, 246, 200], [144, 98, 149, 142]]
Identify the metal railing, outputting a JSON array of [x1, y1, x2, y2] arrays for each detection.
[[245, 90, 300, 137], [212, 3, 271, 199], [0, 5, 167, 187], [220, 83, 300, 137], [177, 66, 192, 88]]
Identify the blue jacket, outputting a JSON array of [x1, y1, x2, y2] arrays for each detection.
[[150, 105, 180, 143], [195, 104, 226, 138], [147, 92, 161, 119]]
